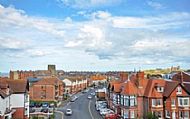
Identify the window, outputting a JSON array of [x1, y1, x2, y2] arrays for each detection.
[[157, 86, 164, 92], [117, 95, 120, 104], [130, 110, 135, 118], [124, 96, 129, 106], [165, 110, 170, 118], [157, 99, 162, 106], [177, 86, 182, 94], [130, 96, 136, 106], [113, 94, 117, 104], [179, 111, 189, 119], [171, 98, 175, 106], [154, 111, 162, 119], [152, 99, 156, 106], [152, 99, 162, 107], [179, 111, 183, 118], [124, 110, 129, 118], [178, 97, 189, 107], [121, 95, 124, 105], [184, 111, 189, 119]]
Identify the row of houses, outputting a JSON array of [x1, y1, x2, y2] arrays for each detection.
[[0, 78, 29, 119], [107, 71, 190, 119]]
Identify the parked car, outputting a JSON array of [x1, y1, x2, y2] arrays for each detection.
[[95, 101, 107, 111], [42, 102, 49, 108], [49, 103, 55, 108], [35, 103, 42, 107], [29, 108, 35, 113], [91, 92, 95, 96], [100, 108, 114, 116], [105, 113, 118, 119], [70, 95, 78, 102], [87, 95, 92, 99], [65, 109, 72, 115], [41, 108, 48, 113], [29, 103, 35, 108]]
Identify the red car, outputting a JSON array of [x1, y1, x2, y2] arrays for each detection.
[[105, 113, 119, 119]]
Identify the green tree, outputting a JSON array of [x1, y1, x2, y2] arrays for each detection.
[[146, 112, 159, 119]]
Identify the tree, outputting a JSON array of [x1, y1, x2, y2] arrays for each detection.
[[146, 112, 159, 119]]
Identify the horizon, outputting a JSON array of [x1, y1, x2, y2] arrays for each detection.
[[0, 0, 190, 72]]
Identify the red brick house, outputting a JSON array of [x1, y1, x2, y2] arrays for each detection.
[[164, 81, 190, 119], [29, 77, 64, 102], [107, 71, 190, 119]]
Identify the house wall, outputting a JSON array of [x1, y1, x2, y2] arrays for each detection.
[[10, 94, 24, 108], [32, 85, 55, 101], [12, 107, 25, 119], [0, 96, 10, 115]]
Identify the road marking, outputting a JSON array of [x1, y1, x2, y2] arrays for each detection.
[[88, 100, 95, 119], [54, 110, 64, 119]]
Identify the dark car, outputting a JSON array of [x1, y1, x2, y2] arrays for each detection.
[[29, 103, 35, 108], [29, 108, 35, 113], [41, 108, 48, 113], [35, 103, 42, 107]]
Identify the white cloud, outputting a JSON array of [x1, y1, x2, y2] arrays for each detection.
[[1, 5, 190, 71], [0, 37, 29, 50], [91, 11, 111, 19], [147, 1, 164, 10], [57, 0, 121, 9], [0, 5, 65, 37]]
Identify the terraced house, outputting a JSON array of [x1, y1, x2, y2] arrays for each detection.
[[107, 71, 190, 119], [0, 78, 29, 119]]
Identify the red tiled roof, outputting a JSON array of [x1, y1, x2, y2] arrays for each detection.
[[0, 89, 8, 98], [144, 79, 166, 98], [33, 77, 62, 85], [121, 81, 138, 95], [172, 71, 190, 83], [163, 81, 179, 97], [113, 83, 122, 93], [7, 80, 28, 93]]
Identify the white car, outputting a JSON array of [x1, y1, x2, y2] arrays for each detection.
[[70, 96, 77, 102], [65, 109, 72, 115], [91, 92, 95, 96], [88, 95, 92, 99], [100, 108, 114, 116]]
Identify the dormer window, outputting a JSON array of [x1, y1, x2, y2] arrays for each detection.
[[177, 86, 182, 94], [157, 86, 164, 92]]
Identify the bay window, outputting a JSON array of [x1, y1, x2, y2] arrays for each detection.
[[178, 97, 189, 107]]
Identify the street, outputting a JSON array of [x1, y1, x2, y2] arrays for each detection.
[[56, 89, 103, 119]]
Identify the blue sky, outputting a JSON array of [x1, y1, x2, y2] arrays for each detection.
[[0, 0, 190, 72]]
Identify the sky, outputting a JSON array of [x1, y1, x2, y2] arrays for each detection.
[[0, 0, 190, 72]]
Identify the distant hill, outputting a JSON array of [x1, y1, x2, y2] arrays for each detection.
[[144, 67, 183, 75]]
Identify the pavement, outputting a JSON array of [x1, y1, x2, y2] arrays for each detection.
[[55, 89, 103, 119]]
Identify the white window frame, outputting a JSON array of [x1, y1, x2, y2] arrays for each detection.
[[130, 110, 135, 118], [152, 99, 162, 107], [124, 109, 129, 118], [184, 111, 189, 119], [124, 96, 129, 106], [177, 86, 182, 94], [130, 96, 136, 107], [165, 110, 170, 118], [157, 86, 164, 92], [171, 98, 175, 107], [152, 99, 156, 107], [178, 97, 189, 107]]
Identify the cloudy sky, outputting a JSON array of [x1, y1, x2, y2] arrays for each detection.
[[0, 0, 190, 72]]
